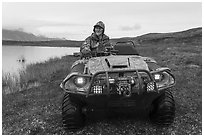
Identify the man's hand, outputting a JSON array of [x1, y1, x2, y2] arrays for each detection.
[[82, 47, 91, 54], [92, 42, 99, 48]]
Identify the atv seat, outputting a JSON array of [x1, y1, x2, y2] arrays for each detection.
[[114, 43, 139, 55]]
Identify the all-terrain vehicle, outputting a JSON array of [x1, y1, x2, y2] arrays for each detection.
[[60, 41, 176, 131]]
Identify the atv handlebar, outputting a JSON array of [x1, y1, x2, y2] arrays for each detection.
[[80, 40, 137, 58], [82, 48, 118, 58]]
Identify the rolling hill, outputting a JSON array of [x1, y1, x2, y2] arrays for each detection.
[[2, 27, 202, 47], [2, 29, 62, 41], [111, 27, 202, 45]]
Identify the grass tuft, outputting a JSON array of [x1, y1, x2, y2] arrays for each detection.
[[2, 55, 78, 94], [2, 72, 20, 94]]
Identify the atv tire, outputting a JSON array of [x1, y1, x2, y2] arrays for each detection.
[[62, 93, 85, 131], [149, 89, 175, 126]]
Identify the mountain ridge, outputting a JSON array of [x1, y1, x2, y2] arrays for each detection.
[[2, 29, 62, 41]]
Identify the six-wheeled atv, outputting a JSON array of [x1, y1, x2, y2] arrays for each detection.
[[60, 41, 176, 131]]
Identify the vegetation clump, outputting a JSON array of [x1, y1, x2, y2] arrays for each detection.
[[2, 55, 78, 94]]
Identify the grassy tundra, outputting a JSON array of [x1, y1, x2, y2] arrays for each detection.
[[2, 28, 202, 134]]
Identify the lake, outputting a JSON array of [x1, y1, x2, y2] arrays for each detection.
[[2, 45, 80, 74]]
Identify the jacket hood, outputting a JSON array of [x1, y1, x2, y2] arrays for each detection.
[[87, 55, 149, 74]]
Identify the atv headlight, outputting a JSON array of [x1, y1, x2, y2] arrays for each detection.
[[74, 76, 86, 87], [152, 71, 175, 89], [64, 75, 91, 92], [153, 73, 163, 82], [75, 77, 85, 85]]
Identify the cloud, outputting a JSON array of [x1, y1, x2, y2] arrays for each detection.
[[120, 24, 141, 31], [35, 17, 89, 27]]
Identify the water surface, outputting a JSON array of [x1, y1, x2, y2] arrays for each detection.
[[2, 45, 80, 74]]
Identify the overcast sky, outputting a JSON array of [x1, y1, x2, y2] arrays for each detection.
[[2, 2, 202, 40]]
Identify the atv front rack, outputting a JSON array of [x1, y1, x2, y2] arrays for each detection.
[[61, 68, 175, 97], [87, 69, 158, 97]]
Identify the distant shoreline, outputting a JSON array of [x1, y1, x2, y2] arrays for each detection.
[[2, 27, 202, 48], [2, 40, 83, 47]]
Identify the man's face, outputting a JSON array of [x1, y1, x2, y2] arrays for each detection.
[[95, 26, 103, 36]]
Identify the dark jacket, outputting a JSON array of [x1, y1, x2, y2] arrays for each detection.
[[80, 33, 110, 54]]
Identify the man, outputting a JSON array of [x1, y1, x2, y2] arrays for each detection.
[[80, 21, 111, 56]]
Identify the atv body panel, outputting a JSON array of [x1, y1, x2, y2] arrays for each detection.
[[60, 54, 175, 110], [61, 41, 176, 131]]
